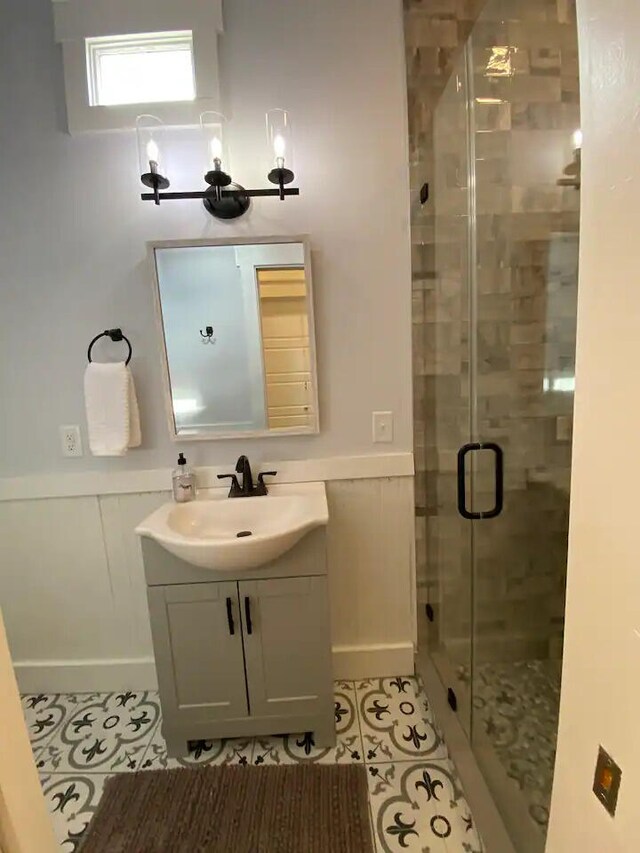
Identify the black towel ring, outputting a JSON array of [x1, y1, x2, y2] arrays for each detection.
[[87, 329, 132, 366]]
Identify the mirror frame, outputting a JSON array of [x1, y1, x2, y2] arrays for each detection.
[[149, 234, 320, 441]]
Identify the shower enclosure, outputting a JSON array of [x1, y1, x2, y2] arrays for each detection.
[[412, 1, 579, 850]]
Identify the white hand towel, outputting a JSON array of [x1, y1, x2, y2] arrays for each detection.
[[84, 362, 142, 456]]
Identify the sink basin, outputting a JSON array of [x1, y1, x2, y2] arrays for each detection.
[[135, 482, 328, 571]]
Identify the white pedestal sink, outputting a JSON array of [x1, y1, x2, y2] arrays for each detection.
[[135, 482, 328, 571]]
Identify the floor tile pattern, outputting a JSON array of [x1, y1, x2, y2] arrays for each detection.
[[24, 676, 483, 852]]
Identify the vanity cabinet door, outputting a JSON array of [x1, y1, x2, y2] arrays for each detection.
[[148, 582, 248, 723], [240, 576, 332, 719]]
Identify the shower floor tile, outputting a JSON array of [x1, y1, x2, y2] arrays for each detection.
[[27, 678, 483, 852], [473, 659, 561, 830]]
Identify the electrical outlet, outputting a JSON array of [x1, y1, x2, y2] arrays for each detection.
[[60, 425, 83, 458], [372, 411, 394, 443]]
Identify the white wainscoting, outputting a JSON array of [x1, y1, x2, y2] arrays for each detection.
[[0, 453, 414, 502], [0, 471, 415, 692]]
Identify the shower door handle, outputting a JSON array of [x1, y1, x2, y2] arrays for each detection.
[[457, 442, 504, 520]]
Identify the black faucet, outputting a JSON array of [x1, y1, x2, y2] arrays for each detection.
[[236, 455, 254, 496], [217, 456, 277, 498]]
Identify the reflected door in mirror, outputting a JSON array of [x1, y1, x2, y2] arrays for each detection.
[[257, 267, 312, 430]]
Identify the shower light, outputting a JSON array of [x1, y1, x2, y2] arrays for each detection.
[[485, 46, 517, 77], [136, 109, 300, 219], [559, 131, 582, 190]]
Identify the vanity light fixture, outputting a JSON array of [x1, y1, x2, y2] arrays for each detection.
[[137, 114, 170, 204], [266, 108, 295, 200], [136, 109, 300, 219]]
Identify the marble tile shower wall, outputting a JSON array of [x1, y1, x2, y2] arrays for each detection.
[[405, 0, 579, 661]]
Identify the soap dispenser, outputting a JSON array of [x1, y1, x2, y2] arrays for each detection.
[[172, 453, 197, 503]]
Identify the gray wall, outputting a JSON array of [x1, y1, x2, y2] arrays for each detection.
[[0, 0, 412, 477]]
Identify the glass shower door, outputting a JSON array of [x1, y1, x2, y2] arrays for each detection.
[[465, 0, 578, 848], [428, 48, 475, 738], [427, 0, 579, 847]]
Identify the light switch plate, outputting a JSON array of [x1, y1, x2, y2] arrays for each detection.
[[593, 745, 621, 817], [372, 411, 393, 443]]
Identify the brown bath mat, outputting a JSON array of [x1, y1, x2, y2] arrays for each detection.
[[80, 764, 374, 852]]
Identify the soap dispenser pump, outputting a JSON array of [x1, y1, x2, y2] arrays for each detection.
[[172, 453, 197, 503]]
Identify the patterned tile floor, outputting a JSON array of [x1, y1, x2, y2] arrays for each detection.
[[23, 676, 483, 852]]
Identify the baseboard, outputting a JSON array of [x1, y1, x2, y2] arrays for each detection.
[[331, 643, 415, 680], [13, 647, 415, 694], [13, 657, 158, 694]]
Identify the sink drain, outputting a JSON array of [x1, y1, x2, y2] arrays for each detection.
[[236, 530, 252, 538]]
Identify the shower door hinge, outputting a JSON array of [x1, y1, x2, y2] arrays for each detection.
[[426, 603, 435, 622], [447, 688, 458, 712]]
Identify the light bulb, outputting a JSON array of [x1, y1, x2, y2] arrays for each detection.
[[210, 136, 223, 163], [266, 109, 294, 187], [572, 129, 583, 150], [146, 139, 160, 168], [136, 115, 169, 194], [273, 133, 286, 159]]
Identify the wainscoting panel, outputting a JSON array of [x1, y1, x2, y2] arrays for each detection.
[[0, 497, 121, 662], [0, 476, 415, 692], [98, 492, 169, 661], [326, 477, 416, 678]]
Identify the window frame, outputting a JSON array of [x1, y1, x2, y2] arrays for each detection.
[[85, 30, 196, 108], [53, 0, 223, 134]]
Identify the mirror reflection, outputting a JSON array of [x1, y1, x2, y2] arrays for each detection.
[[152, 239, 318, 439]]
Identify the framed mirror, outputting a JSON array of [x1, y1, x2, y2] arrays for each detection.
[[150, 236, 319, 440]]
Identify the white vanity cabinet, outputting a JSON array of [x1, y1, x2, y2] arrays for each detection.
[[142, 529, 335, 757]]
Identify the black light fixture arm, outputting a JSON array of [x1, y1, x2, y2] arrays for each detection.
[[141, 180, 300, 221], [141, 187, 300, 203], [140, 172, 170, 206], [267, 166, 295, 201]]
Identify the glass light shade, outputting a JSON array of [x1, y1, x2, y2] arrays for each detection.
[[136, 114, 168, 181], [266, 109, 293, 171], [572, 128, 583, 150], [200, 111, 229, 172]]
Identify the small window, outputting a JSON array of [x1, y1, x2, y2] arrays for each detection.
[[86, 31, 195, 107]]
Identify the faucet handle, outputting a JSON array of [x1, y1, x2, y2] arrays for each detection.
[[217, 473, 242, 497], [256, 471, 277, 496]]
